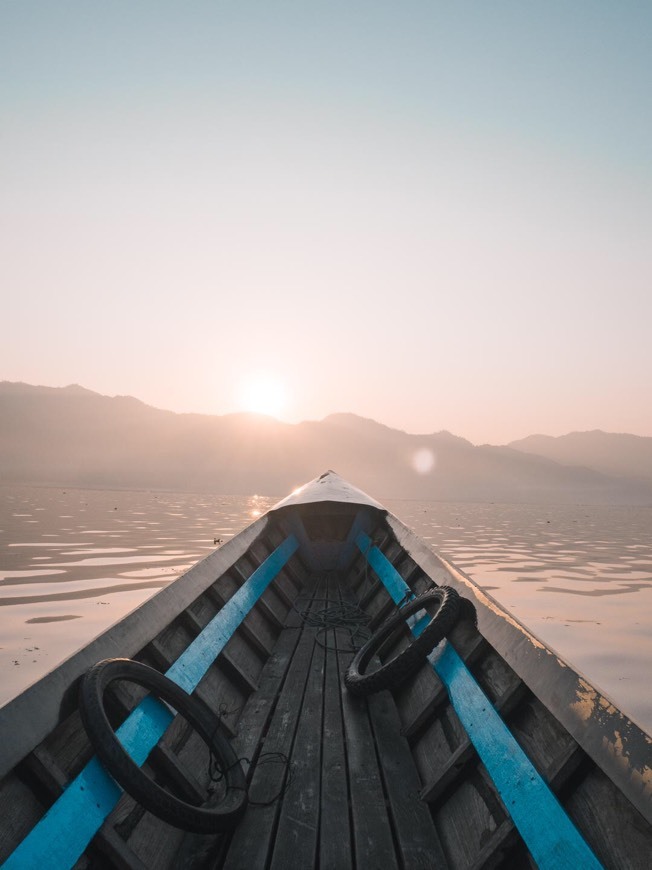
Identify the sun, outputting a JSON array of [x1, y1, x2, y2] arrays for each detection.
[[239, 373, 288, 418]]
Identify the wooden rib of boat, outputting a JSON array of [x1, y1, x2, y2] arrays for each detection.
[[0, 471, 650, 869]]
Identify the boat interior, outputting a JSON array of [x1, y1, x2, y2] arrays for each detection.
[[1, 482, 651, 869]]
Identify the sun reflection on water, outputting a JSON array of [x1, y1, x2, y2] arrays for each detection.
[[0, 487, 278, 707]]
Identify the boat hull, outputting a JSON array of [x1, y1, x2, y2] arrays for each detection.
[[1, 472, 650, 869]]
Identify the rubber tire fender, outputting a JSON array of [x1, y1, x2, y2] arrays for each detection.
[[78, 658, 246, 833], [344, 586, 461, 697]]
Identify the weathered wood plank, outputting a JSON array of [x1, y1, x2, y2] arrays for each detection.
[[124, 567, 307, 869], [0, 773, 46, 862], [368, 594, 397, 631], [269, 596, 326, 869], [394, 627, 485, 746], [351, 527, 392, 597], [337, 585, 400, 870], [149, 743, 206, 805], [279, 549, 309, 590], [215, 649, 259, 696], [432, 642, 602, 869], [460, 740, 587, 870], [178, 607, 260, 695], [248, 539, 298, 606], [235, 557, 287, 628], [508, 694, 581, 779], [348, 554, 370, 596], [222, 579, 321, 869], [211, 572, 277, 654], [565, 765, 652, 870], [382, 540, 407, 569], [397, 673, 448, 742], [269, 577, 295, 611], [121, 803, 185, 869], [265, 524, 287, 550], [152, 618, 195, 668], [358, 577, 382, 610], [205, 585, 273, 659], [367, 689, 448, 868], [16, 743, 148, 870], [420, 680, 529, 803], [144, 638, 239, 740], [319, 585, 353, 870], [255, 590, 287, 630], [433, 774, 501, 869], [187, 590, 219, 624], [171, 593, 308, 870], [410, 703, 455, 789], [467, 818, 521, 870], [18, 745, 67, 800], [39, 711, 94, 783], [87, 826, 150, 870], [229, 603, 306, 779], [183, 602, 265, 688]]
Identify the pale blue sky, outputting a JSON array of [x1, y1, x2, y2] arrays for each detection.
[[2, 2, 650, 443]]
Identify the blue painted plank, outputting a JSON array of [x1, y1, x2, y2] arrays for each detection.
[[354, 533, 603, 870], [3, 534, 298, 870], [433, 642, 602, 868], [167, 535, 299, 693], [356, 531, 407, 604]]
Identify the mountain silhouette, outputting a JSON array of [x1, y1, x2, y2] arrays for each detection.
[[1, 382, 651, 504], [508, 431, 652, 483]]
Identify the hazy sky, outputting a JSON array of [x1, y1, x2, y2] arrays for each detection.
[[2, 2, 650, 444]]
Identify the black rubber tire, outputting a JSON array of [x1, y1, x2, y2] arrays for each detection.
[[458, 595, 478, 626], [78, 658, 246, 833], [344, 587, 461, 697]]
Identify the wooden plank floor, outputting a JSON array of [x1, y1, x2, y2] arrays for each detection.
[[197, 570, 445, 870]]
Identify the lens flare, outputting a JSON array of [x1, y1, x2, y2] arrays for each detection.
[[412, 447, 435, 474]]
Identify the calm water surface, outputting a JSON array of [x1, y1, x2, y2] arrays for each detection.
[[1, 486, 651, 734]]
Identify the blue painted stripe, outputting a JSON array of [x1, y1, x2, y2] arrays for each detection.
[[355, 532, 603, 870], [433, 643, 602, 868], [167, 535, 298, 692], [356, 531, 408, 603], [3, 534, 298, 870]]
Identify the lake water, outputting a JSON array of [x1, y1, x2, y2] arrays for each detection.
[[1, 486, 651, 735]]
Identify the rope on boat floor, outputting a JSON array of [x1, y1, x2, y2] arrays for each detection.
[[290, 596, 372, 652], [208, 749, 293, 808], [205, 589, 373, 810], [207, 703, 293, 809]]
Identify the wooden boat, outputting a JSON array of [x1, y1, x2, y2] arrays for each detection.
[[0, 471, 650, 869]]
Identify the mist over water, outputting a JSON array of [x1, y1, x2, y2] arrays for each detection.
[[1, 487, 651, 733]]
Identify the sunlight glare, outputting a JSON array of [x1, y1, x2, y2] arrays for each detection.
[[240, 374, 287, 418], [248, 494, 263, 517]]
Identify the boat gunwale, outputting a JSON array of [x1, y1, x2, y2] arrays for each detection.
[[385, 512, 652, 827], [0, 514, 270, 781]]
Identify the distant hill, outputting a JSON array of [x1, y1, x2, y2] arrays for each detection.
[[508, 431, 652, 483], [1, 382, 651, 504]]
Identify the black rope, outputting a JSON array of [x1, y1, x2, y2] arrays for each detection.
[[205, 705, 293, 809], [291, 595, 372, 652], [207, 750, 293, 807], [245, 752, 294, 808]]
